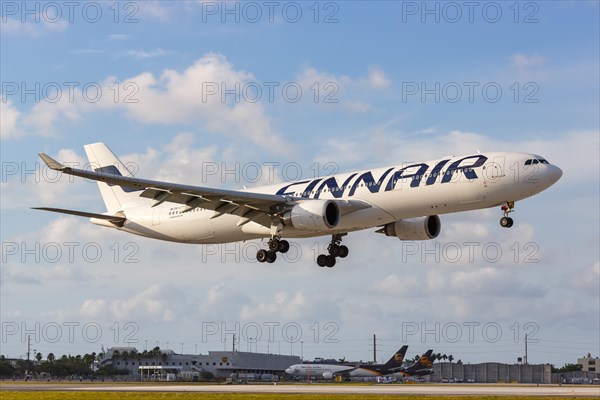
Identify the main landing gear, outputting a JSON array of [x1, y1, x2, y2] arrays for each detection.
[[500, 201, 515, 228], [316, 234, 349, 268], [256, 237, 290, 263]]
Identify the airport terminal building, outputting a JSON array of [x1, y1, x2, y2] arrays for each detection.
[[101, 347, 301, 381]]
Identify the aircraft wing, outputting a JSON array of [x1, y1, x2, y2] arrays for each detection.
[[38, 153, 371, 227]]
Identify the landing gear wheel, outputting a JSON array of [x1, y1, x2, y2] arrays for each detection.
[[266, 251, 277, 263], [268, 239, 280, 252], [317, 254, 328, 267], [278, 240, 290, 253], [500, 202, 515, 228], [256, 249, 269, 263], [500, 217, 514, 228], [328, 244, 340, 257], [338, 245, 349, 258], [325, 255, 336, 268]]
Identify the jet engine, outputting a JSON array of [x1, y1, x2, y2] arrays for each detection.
[[380, 215, 441, 240], [282, 200, 340, 230], [322, 372, 334, 379]]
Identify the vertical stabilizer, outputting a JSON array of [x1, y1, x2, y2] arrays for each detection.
[[384, 345, 408, 368], [84, 142, 147, 212]]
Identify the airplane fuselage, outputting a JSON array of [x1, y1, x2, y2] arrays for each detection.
[[110, 151, 562, 244]]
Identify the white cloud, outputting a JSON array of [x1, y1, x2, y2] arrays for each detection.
[[2, 147, 89, 209], [127, 48, 166, 59], [510, 54, 545, 68], [111, 53, 287, 152], [111, 284, 184, 322], [365, 66, 391, 89], [1, 17, 68, 37], [566, 261, 600, 296], [294, 65, 391, 112], [139, 1, 172, 23], [0, 100, 22, 138], [370, 274, 421, 297], [108, 34, 130, 41], [6, 54, 288, 152]]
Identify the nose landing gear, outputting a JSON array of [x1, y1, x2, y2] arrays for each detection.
[[500, 201, 515, 228]]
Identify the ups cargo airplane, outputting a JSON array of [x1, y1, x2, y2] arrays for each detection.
[[285, 347, 434, 379], [34, 143, 562, 267], [285, 346, 409, 379]]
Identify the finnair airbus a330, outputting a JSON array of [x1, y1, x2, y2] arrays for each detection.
[[35, 143, 562, 267]]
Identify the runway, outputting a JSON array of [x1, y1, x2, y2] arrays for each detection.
[[1, 382, 599, 397]]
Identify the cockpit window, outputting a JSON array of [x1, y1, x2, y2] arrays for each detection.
[[532, 159, 539, 164], [525, 159, 532, 165], [539, 159, 549, 164]]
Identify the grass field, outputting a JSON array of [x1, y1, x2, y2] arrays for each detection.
[[0, 392, 596, 400]]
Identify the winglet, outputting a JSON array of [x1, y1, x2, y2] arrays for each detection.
[[38, 153, 65, 170]]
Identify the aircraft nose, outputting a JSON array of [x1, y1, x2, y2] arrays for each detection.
[[285, 368, 292, 374], [547, 164, 563, 185]]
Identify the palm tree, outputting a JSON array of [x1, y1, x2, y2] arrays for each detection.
[[448, 355, 454, 363], [35, 352, 43, 363], [442, 354, 448, 362], [47, 353, 55, 363]]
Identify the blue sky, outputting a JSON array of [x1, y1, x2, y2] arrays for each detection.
[[1, 1, 598, 366]]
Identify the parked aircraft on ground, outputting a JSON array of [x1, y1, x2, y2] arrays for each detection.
[[285, 346, 409, 379]]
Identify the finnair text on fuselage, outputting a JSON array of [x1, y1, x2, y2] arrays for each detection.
[[275, 155, 488, 199]]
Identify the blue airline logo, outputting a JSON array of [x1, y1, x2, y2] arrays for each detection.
[[276, 155, 488, 198]]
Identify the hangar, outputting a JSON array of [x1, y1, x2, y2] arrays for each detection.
[[102, 347, 301, 381]]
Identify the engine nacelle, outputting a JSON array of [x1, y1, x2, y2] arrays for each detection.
[[283, 200, 340, 230], [382, 215, 441, 240], [322, 372, 334, 379]]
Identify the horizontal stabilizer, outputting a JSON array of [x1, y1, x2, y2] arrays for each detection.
[[32, 207, 126, 223], [38, 153, 66, 170]]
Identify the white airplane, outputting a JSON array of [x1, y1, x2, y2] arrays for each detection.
[[285, 346, 409, 379], [34, 143, 562, 267]]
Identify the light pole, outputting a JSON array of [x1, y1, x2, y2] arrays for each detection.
[[301, 341, 304, 359], [290, 337, 295, 355]]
